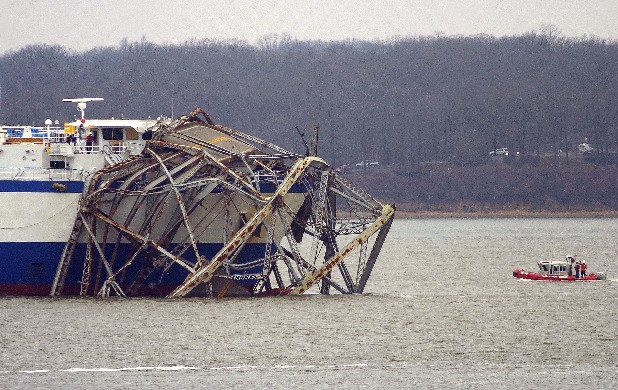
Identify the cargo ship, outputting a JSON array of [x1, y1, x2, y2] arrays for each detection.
[[0, 99, 394, 298]]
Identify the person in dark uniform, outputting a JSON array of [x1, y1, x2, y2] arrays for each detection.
[[85, 132, 94, 153]]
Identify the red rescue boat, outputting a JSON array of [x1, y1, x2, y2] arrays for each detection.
[[513, 256, 606, 281]]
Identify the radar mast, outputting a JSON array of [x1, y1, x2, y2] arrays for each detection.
[[62, 98, 104, 120]]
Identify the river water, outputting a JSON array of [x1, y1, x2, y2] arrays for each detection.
[[1, 218, 617, 389]]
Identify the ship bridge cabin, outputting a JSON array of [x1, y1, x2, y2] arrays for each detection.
[[65, 119, 157, 156], [43, 119, 159, 172]]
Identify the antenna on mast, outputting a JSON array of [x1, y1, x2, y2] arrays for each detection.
[[62, 98, 104, 120]]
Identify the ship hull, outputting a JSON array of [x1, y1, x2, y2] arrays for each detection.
[[0, 241, 268, 297], [0, 185, 282, 297], [0, 175, 306, 296], [1, 107, 394, 298]]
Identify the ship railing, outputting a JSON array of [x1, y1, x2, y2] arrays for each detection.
[[0, 167, 45, 180], [47, 143, 102, 155], [1, 126, 64, 138], [0, 127, 66, 144], [48, 168, 89, 181], [68, 143, 127, 155], [0, 166, 87, 181], [69, 144, 102, 154], [47, 131, 67, 143]]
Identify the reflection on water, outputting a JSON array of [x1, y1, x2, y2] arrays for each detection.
[[1, 218, 617, 389]]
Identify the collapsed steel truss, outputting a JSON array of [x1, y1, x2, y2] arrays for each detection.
[[50, 108, 394, 298]]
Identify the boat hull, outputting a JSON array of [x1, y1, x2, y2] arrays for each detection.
[[512, 269, 602, 281]]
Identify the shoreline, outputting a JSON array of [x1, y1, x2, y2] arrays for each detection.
[[392, 210, 618, 218]]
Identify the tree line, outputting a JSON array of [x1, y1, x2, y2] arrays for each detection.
[[1, 32, 618, 210]]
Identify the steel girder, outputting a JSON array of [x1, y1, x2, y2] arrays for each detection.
[[51, 108, 394, 298]]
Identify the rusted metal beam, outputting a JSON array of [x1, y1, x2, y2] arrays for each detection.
[[286, 204, 395, 295], [54, 107, 393, 298], [279, 247, 348, 294], [168, 156, 322, 297], [78, 213, 126, 297], [167, 197, 277, 297], [354, 206, 395, 293], [90, 209, 196, 274], [147, 147, 203, 263], [50, 209, 84, 296]]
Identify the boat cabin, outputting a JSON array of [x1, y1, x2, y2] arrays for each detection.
[[537, 259, 571, 276]]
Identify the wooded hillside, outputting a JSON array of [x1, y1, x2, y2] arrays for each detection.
[[1, 32, 617, 211]]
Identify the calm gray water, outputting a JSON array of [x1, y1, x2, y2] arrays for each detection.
[[1, 218, 617, 389]]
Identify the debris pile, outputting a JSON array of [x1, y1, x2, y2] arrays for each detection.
[[51, 108, 394, 297]]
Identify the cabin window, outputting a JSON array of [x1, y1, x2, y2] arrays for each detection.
[[102, 127, 124, 141], [125, 128, 139, 140], [50, 160, 66, 169]]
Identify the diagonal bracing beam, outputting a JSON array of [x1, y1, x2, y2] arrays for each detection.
[[167, 156, 324, 297], [286, 204, 395, 295]]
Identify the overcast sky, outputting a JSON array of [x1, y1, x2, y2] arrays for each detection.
[[1, 0, 617, 54]]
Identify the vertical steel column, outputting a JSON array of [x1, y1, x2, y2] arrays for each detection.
[[288, 204, 395, 295], [354, 205, 395, 293]]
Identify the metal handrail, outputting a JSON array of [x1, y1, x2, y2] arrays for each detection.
[[0, 166, 87, 181]]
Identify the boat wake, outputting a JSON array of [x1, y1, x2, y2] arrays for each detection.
[[11, 362, 374, 375]]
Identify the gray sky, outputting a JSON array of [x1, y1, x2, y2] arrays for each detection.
[[1, 0, 617, 54]]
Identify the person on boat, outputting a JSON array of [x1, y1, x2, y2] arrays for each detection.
[[581, 261, 587, 277], [85, 132, 94, 153], [574, 261, 581, 278]]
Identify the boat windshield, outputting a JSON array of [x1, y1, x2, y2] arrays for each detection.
[[538, 261, 568, 275]]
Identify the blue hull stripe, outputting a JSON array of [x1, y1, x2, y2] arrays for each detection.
[[0, 241, 266, 287], [0, 180, 84, 193], [0, 180, 306, 194]]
